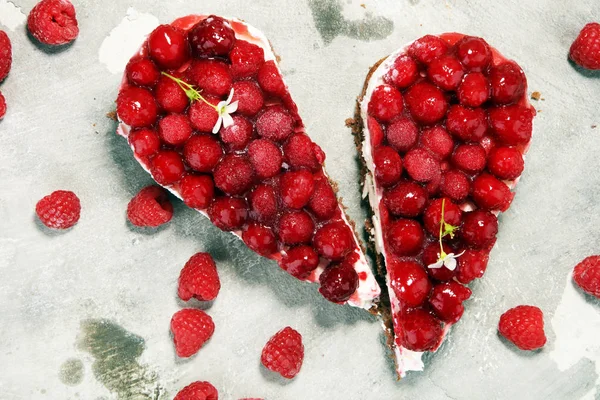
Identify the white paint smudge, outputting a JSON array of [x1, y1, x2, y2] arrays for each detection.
[[98, 8, 159, 74], [550, 273, 600, 399], [0, 0, 26, 31]]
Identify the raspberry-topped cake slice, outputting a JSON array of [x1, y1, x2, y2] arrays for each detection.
[[115, 15, 380, 308], [356, 34, 535, 376]]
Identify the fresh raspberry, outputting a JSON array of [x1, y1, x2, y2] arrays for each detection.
[[570, 23, 600, 70], [174, 381, 218, 400], [440, 170, 470, 202], [0, 92, 5, 120], [117, 87, 158, 128], [232, 81, 264, 117], [446, 105, 487, 142], [148, 25, 190, 69], [243, 223, 278, 255], [283, 134, 323, 172], [384, 55, 419, 89], [387, 219, 424, 257], [489, 62, 526, 105], [367, 85, 403, 122], [307, 178, 337, 220], [424, 168, 442, 197], [386, 118, 419, 153], [423, 198, 462, 237], [158, 114, 192, 146], [487, 146, 525, 180], [188, 60, 232, 97], [420, 126, 454, 160], [457, 72, 490, 108], [129, 128, 160, 157], [313, 221, 353, 261], [367, 116, 384, 147], [35, 190, 81, 229], [573, 256, 600, 298], [126, 58, 159, 87], [280, 170, 315, 209], [319, 262, 359, 303], [249, 184, 278, 223], [480, 134, 497, 155], [456, 249, 489, 284], [404, 82, 448, 125], [0, 30, 12, 82], [126, 186, 173, 228], [213, 155, 254, 195], [455, 36, 492, 71], [422, 242, 456, 281], [261, 327, 304, 379], [219, 115, 253, 150], [472, 173, 512, 211], [383, 181, 428, 217], [403, 148, 440, 182], [489, 105, 534, 146], [27, 0, 78, 45], [178, 252, 220, 302], [409, 35, 449, 64], [280, 246, 320, 279], [188, 15, 235, 57], [389, 260, 431, 307], [498, 305, 546, 351], [230, 40, 265, 78], [429, 282, 472, 323], [171, 308, 215, 358], [180, 174, 214, 209], [277, 211, 314, 244], [189, 94, 220, 132], [208, 197, 248, 231], [256, 106, 294, 142], [247, 139, 283, 179], [461, 210, 498, 249], [398, 309, 443, 352], [151, 150, 185, 185], [183, 134, 223, 172], [155, 76, 189, 114], [427, 55, 464, 91], [452, 143, 487, 174], [374, 146, 403, 187], [257, 60, 286, 97]]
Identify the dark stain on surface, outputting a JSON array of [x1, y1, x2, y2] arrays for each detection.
[[59, 358, 85, 386]]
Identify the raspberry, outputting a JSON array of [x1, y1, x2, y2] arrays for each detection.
[[456, 249, 489, 284], [313, 221, 353, 261], [148, 25, 190, 69], [457, 72, 490, 108], [188, 15, 235, 57], [440, 170, 470, 202], [129, 128, 160, 157], [427, 55, 464, 91], [280, 246, 320, 279], [27, 0, 78, 45], [35, 190, 81, 229], [498, 305, 546, 351], [230, 40, 265, 78], [219, 115, 253, 150], [0, 30, 12, 81], [423, 198, 462, 237], [472, 173, 512, 211], [232, 81, 264, 117], [208, 197, 248, 231], [386, 118, 419, 153], [367, 85, 403, 122], [188, 60, 232, 97], [489, 62, 526, 105], [452, 143, 487, 174], [446, 105, 487, 142], [117, 87, 158, 128], [383, 181, 428, 217], [180, 174, 214, 209], [319, 262, 359, 303], [261, 327, 304, 379], [0, 92, 5, 120], [249, 184, 278, 223], [126, 58, 159, 87], [170, 308, 215, 358], [308, 178, 337, 220], [373, 146, 403, 187], [174, 381, 218, 400], [404, 82, 448, 125], [213, 155, 254, 195], [151, 150, 185, 185], [256, 106, 294, 142], [183, 134, 223, 172], [243, 223, 278, 255], [429, 282, 472, 323], [283, 134, 323, 172], [277, 211, 314, 244], [409, 35, 449, 64], [487, 146, 525, 180], [420, 126, 454, 160], [367, 116, 384, 147], [570, 23, 600, 70], [387, 219, 424, 256], [189, 95, 221, 133], [257, 60, 286, 97], [126, 186, 173, 228], [403, 148, 440, 182], [155, 76, 189, 114], [398, 309, 443, 352], [573, 256, 600, 298], [422, 242, 456, 281], [280, 170, 315, 209], [389, 260, 431, 307], [489, 105, 534, 146], [158, 114, 192, 146], [248, 139, 283, 179], [455, 36, 492, 71], [384, 55, 419, 89], [461, 210, 498, 249], [178, 252, 220, 302]]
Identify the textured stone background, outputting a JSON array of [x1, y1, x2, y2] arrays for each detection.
[[0, 0, 599, 399]]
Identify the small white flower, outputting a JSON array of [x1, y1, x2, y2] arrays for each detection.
[[213, 89, 239, 134], [427, 250, 466, 271]]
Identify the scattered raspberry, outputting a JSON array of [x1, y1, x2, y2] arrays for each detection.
[[171, 308, 215, 358], [174, 381, 218, 400], [178, 252, 221, 302], [35, 190, 81, 229], [261, 327, 304, 379], [498, 305, 546, 351], [0, 30, 12, 81], [569, 23, 600, 70], [126, 186, 173, 228], [573, 256, 600, 298], [28, 0, 79, 45], [0, 92, 6, 120]]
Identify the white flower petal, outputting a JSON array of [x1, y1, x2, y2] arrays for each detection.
[[212, 116, 223, 134], [455, 250, 466, 258], [227, 101, 239, 114], [428, 260, 444, 269], [444, 257, 457, 271], [216, 101, 227, 114], [222, 113, 234, 128], [226, 88, 235, 104]]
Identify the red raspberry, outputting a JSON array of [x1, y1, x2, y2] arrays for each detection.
[[424, 168, 442, 197], [429, 282, 472, 323], [158, 114, 193, 146], [178, 252, 220, 302], [472, 173, 512, 211], [249, 184, 278, 223], [423, 198, 462, 237], [409, 35, 449, 64], [208, 197, 248, 231], [283, 134, 324, 172], [129, 128, 160, 157], [219, 115, 253, 150], [174, 381, 218, 400], [498, 305, 546, 351], [230, 40, 265, 78], [420, 126, 454, 160], [27, 0, 78, 45], [489, 62, 526, 105], [389, 260, 431, 307], [247, 139, 283, 179], [243, 223, 278, 255], [367, 116, 384, 147], [277, 210, 314, 244], [367, 84, 403, 122], [386, 118, 419, 153], [319, 262, 359, 303], [183, 134, 223, 172], [213, 155, 254, 195], [280, 170, 315, 209], [188, 60, 232, 97], [489, 105, 534, 146], [313, 221, 353, 261], [487, 146, 524, 180], [171, 308, 215, 358], [398, 309, 443, 352], [456, 36, 492, 71], [384, 55, 419, 89], [427, 55, 464, 91], [374, 146, 403, 187], [446, 105, 487, 142], [36, 190, 81, 229], [148, 25, 190, 69], [383, 181, 428, 217], [422, 242, 456, 281], [308, 178, 337, 220], [180, 174, 214, 209], [452, 143, 487, 174], [280, 246, 320, 279], [457, 72, 490, 108], [456, 249, 489, 284], [126, 58, 159, 87], [261, 327, 304, 379], [155, 76, 189, 114], [188, 94, 220, 132], [404, 82, 448, 125], [232, 81, 264, 117], [573, 256, 600, 298], [0, 30, 12, 82], [257, 60, 286, 97], [151, 150, 185, 185], [126, 186, 173, 228], [117, 87, 158, 128], [461, 210, 498, 249], [188, 15, 235, 57], [440, 170, 470, 202], [387, 219, 424, 257], [0, 92, 5, 120], [403, 148, 440, 182], [256, 106, 294, 142], [570, 23, 600, 70]]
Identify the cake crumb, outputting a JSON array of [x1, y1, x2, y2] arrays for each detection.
[[592, 125, 597, 129], [106, 111, 117, 121], [360, 3, 366, 8], [345, 118, 356, 127], [531, 91, 541, 101]]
